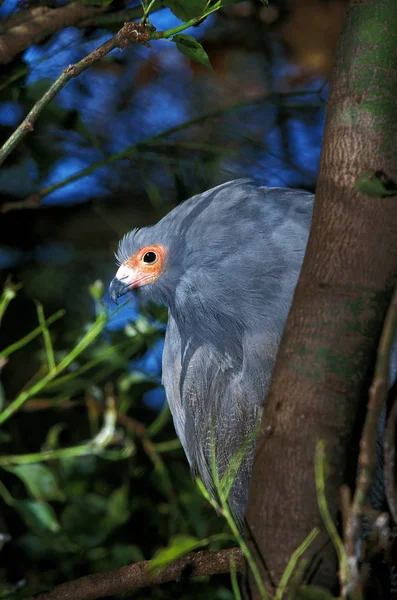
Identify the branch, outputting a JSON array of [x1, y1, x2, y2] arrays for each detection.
[[26, 547, 244, 600], [0, 0, 260, 167], [0, 2, 107, 65], [344, 283, 397, 595], [0, 22, 152, 166]]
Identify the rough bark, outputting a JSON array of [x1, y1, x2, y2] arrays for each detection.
[[25, 548, 244, 600], [246, 0, 397, 595]]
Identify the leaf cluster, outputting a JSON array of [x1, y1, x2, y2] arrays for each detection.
[[0, 282, 230, 599]]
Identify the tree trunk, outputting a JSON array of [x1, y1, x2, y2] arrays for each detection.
[[246, 0, 397, 595]]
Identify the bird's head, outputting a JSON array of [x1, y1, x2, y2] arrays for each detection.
[[109, 219, 186, 307], [109, 225, 170, 305]]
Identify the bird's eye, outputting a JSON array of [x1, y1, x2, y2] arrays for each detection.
[[142, 251, 158, 264]]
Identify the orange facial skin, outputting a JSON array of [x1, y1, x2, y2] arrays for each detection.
[[116, 244, 167, 290]]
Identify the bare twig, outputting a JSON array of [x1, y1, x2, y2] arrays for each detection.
[[0, 2, 107, 64], [26, 547, 244, 600], [344, 283, 397, 596], [0, 22, 152, 166]]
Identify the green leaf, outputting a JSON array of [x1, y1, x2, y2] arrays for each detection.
[[355, 171, 397, 197], [6, 464, 65, 502], [106, 484, 130, 528], [291, 585, 335, 600], [15, 500, 60, 533], [92, 544, 145, 571], [18, 532, 76, 559], [61, 494, 110, 548], [149, 534, 202, 574], [173, 35, 213, 70], [89, 280, 105, 301], [163, 0, 207, 21], [217, 0, 246, 5]]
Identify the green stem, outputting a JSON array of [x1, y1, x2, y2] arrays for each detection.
[[46, 337, 134, 390], [35, 302, 56, 373], [0, 280, 22, 325], [147, 402, 170, 437], [0, 444, 102, 466], [153, 3, 222, 38], [274, 528, 319, 600], [0, 311, 65, 360], [141, 0, 158, 24], [0, 480, 14, 505], [0, 312, 107, 426], [315, 441, 348, 582], [155, 439, 181, 452]]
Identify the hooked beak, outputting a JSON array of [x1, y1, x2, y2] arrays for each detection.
[[109, 264, 137, 304], [109, 276, 130, 304]]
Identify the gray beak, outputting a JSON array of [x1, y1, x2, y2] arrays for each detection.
[[109, 277, 131, 304]]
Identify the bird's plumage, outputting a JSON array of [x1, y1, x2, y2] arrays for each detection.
[[112, 179, 313, 526]]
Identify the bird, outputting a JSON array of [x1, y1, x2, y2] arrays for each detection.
[[109, 179, 314, 528]]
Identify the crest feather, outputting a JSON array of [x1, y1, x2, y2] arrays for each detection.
[[115, 228, 140, 265]]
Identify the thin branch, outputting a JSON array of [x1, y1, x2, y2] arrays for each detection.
[[1, 93, 323, 211], [0, 2, 107, 64], [0, 277, 22, 325], [0, 22, 152, 166], [35, 302, 56, 373], [0, 0, 325, 169], [344, 282, 397, 596], [26, 547, 244, 600], [0, 312, 107, 426]]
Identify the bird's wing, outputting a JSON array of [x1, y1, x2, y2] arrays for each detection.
[[163, 313, 277, 526]]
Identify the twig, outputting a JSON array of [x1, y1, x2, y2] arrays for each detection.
[[0, 22, 152, 166], [25, 547, 244, 600], [0, 2, 107, 64], [384, 391, 397, 524], [315, 441, 348, 590], [0, 277, 22, 325], [344, 283, 397, 596]]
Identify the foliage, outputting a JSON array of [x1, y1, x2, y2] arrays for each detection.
[[0, 282, 231, 598]]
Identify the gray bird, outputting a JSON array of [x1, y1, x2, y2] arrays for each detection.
[[109, 179, 314, 527]]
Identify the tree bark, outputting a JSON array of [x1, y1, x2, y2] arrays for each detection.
[[246, 0, 397, 595], [0, 3, 106, 65]]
